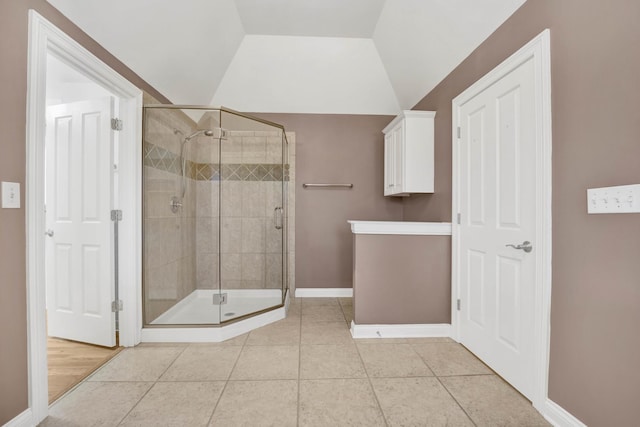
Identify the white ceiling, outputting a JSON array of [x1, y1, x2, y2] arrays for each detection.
[[47, 0, 526, 114], [211, 36, 401, 114], [235, 0, 386, 38]]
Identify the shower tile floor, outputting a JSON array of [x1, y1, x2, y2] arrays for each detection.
[[40, 297, 551, 426]]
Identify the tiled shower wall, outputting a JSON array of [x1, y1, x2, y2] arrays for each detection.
[[195, 131, 296, 292], [144, 116, 296, 323], [143, 109, 197, 323]]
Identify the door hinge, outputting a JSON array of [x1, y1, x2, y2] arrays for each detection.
[[457, 127, 461, 139], [457, 299, 461, 311], [111, 118, 123, 131], [111, 300, 123, 312], [213, 293, 227, 305], [111, 210, 123, 221], [457, 213, 461, 224]]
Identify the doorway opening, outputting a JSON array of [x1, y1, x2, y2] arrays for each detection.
[[26, 10, 143, 425], [44, 53, 123, 403]]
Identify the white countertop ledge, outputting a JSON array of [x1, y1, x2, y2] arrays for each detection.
[[348, 221, 452, 236]]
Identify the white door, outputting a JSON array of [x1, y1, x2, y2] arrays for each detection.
[[457, 57, 537, 399], [45, 97, 116, 347]]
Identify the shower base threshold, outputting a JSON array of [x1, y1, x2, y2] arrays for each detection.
[[141, 289, 288, 343]]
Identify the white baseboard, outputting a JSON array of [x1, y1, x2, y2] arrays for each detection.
[[295, 288, 353, 298], [539, 399, 586, 427], [350, 321, 452, 339], [4, 408, 33, 427]]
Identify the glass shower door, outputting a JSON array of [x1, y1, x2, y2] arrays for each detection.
[[219, 110, 285, 322]]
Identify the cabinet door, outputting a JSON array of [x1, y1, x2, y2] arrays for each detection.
[[384, 133, 394, 196], [392, 125, 404, 193]]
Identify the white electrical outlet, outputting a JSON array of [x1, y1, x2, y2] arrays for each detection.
[[1, 182, 21, 209], [587, 184, 640, 214]]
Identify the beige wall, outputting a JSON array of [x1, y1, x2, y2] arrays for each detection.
[[0, 1, 169, 423], [403, 0, 640, 424], [353, 234, 451, 325], [254, 114, 404, 289]]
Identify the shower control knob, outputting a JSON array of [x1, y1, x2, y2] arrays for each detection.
[[169, 196, 183, 213]]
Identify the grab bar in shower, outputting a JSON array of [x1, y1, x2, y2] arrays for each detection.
[[302, 183, 353, 189]]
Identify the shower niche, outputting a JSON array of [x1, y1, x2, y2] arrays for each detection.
[[142, 106, 291, 335]]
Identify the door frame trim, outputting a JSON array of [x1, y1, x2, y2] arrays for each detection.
[[26, 10, 143, 424], [451, 29, 552, 410]]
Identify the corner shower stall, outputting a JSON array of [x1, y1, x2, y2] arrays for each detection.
[[142, 106, 289, 330]]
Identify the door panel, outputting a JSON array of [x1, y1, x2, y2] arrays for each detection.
[[82, 244, 102, 316], [54, 116, 72, 221], [497, 88, 521, 228], [45, 97, 116, 347], [458, 57, 536, 399], [82, 112, 102, 221], [468, 108, 486, 225], [496, 255, 521, 350], [53, 244, 73, 311], [467, 249, 486, 327]]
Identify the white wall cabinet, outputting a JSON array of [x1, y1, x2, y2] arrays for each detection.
[[383, 110, 436, 196]]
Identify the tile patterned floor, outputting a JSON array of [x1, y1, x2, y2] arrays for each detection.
[[40, 297, 551, 426]]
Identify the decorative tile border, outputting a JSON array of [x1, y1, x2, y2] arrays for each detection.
[[143, 142, 181, 175], [144, 142, 289, 181]]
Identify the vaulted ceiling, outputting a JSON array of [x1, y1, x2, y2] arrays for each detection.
[[47, 0, 526, 114]]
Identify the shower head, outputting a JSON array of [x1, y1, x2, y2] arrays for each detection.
[[184, 129, 214, 141], [178, 128, 216, 200]]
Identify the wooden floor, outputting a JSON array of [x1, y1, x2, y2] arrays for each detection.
[[47, 337, 122, 403]]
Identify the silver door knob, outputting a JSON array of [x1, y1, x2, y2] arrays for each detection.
[[45, 229, 54, 237], [505, 241, 532, 253]]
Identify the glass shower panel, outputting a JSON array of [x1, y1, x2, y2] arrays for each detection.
[[219, 110, 285, 322], [142, 106, 222, 326]]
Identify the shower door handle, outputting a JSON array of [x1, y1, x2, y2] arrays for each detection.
[[274, 207, 283, 230]]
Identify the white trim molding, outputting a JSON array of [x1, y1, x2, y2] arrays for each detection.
[[350, 321, 452, 339], [3, 409, 34, 427], [348, 221, 452, 235], [382, 110, 436, 134], [451, 28, 552, 412], [539, 399, 587, 427], [295, 288, 354, 298], [26, 10, 143, 425]]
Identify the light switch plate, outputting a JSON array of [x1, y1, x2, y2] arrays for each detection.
[[1, 182, 21, 209], [587, 184, 640, 214]]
